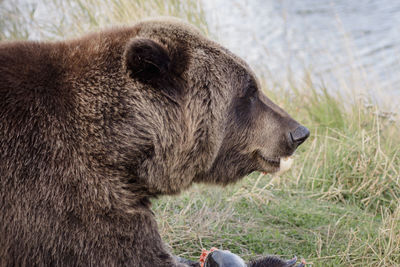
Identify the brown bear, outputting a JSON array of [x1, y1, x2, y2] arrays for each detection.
[[0, 18, 309, 266]]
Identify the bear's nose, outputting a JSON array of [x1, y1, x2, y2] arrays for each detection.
[[289, 125, 310, 148]]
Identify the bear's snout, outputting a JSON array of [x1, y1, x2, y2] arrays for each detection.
[[288, 125, 310, 149]]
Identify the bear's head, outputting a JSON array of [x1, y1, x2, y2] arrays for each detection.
[[94, 18, 309, 196]]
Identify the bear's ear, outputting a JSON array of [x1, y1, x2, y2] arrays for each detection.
[[124, 38, 171, 82]]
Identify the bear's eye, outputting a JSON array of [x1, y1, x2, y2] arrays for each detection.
[[238, 75, 258, 101], [247, 85, 257, 102]]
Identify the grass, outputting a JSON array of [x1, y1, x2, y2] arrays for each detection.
[[1, 0, 399, 266], [155, 80, 400, 266]]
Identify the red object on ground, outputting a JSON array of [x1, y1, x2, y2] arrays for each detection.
[[199, 247, 218, 267]]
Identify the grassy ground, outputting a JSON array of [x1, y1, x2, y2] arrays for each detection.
[[155, 82, 400, 266], [1, 0, 399, 266]]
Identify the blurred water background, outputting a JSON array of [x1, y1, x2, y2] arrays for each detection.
[[202, 0, 400, 109], [1, 0, 399, 108]]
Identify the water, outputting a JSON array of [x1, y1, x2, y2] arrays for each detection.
[[202, 0, 400, 107], [2, 0, 399, 107]]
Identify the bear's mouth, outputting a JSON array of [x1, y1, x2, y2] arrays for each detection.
[[257, 152, 294, 174], [258, 154, 280, 167]]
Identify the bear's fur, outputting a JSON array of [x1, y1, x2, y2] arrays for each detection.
[[0, 18, 307, 266]]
